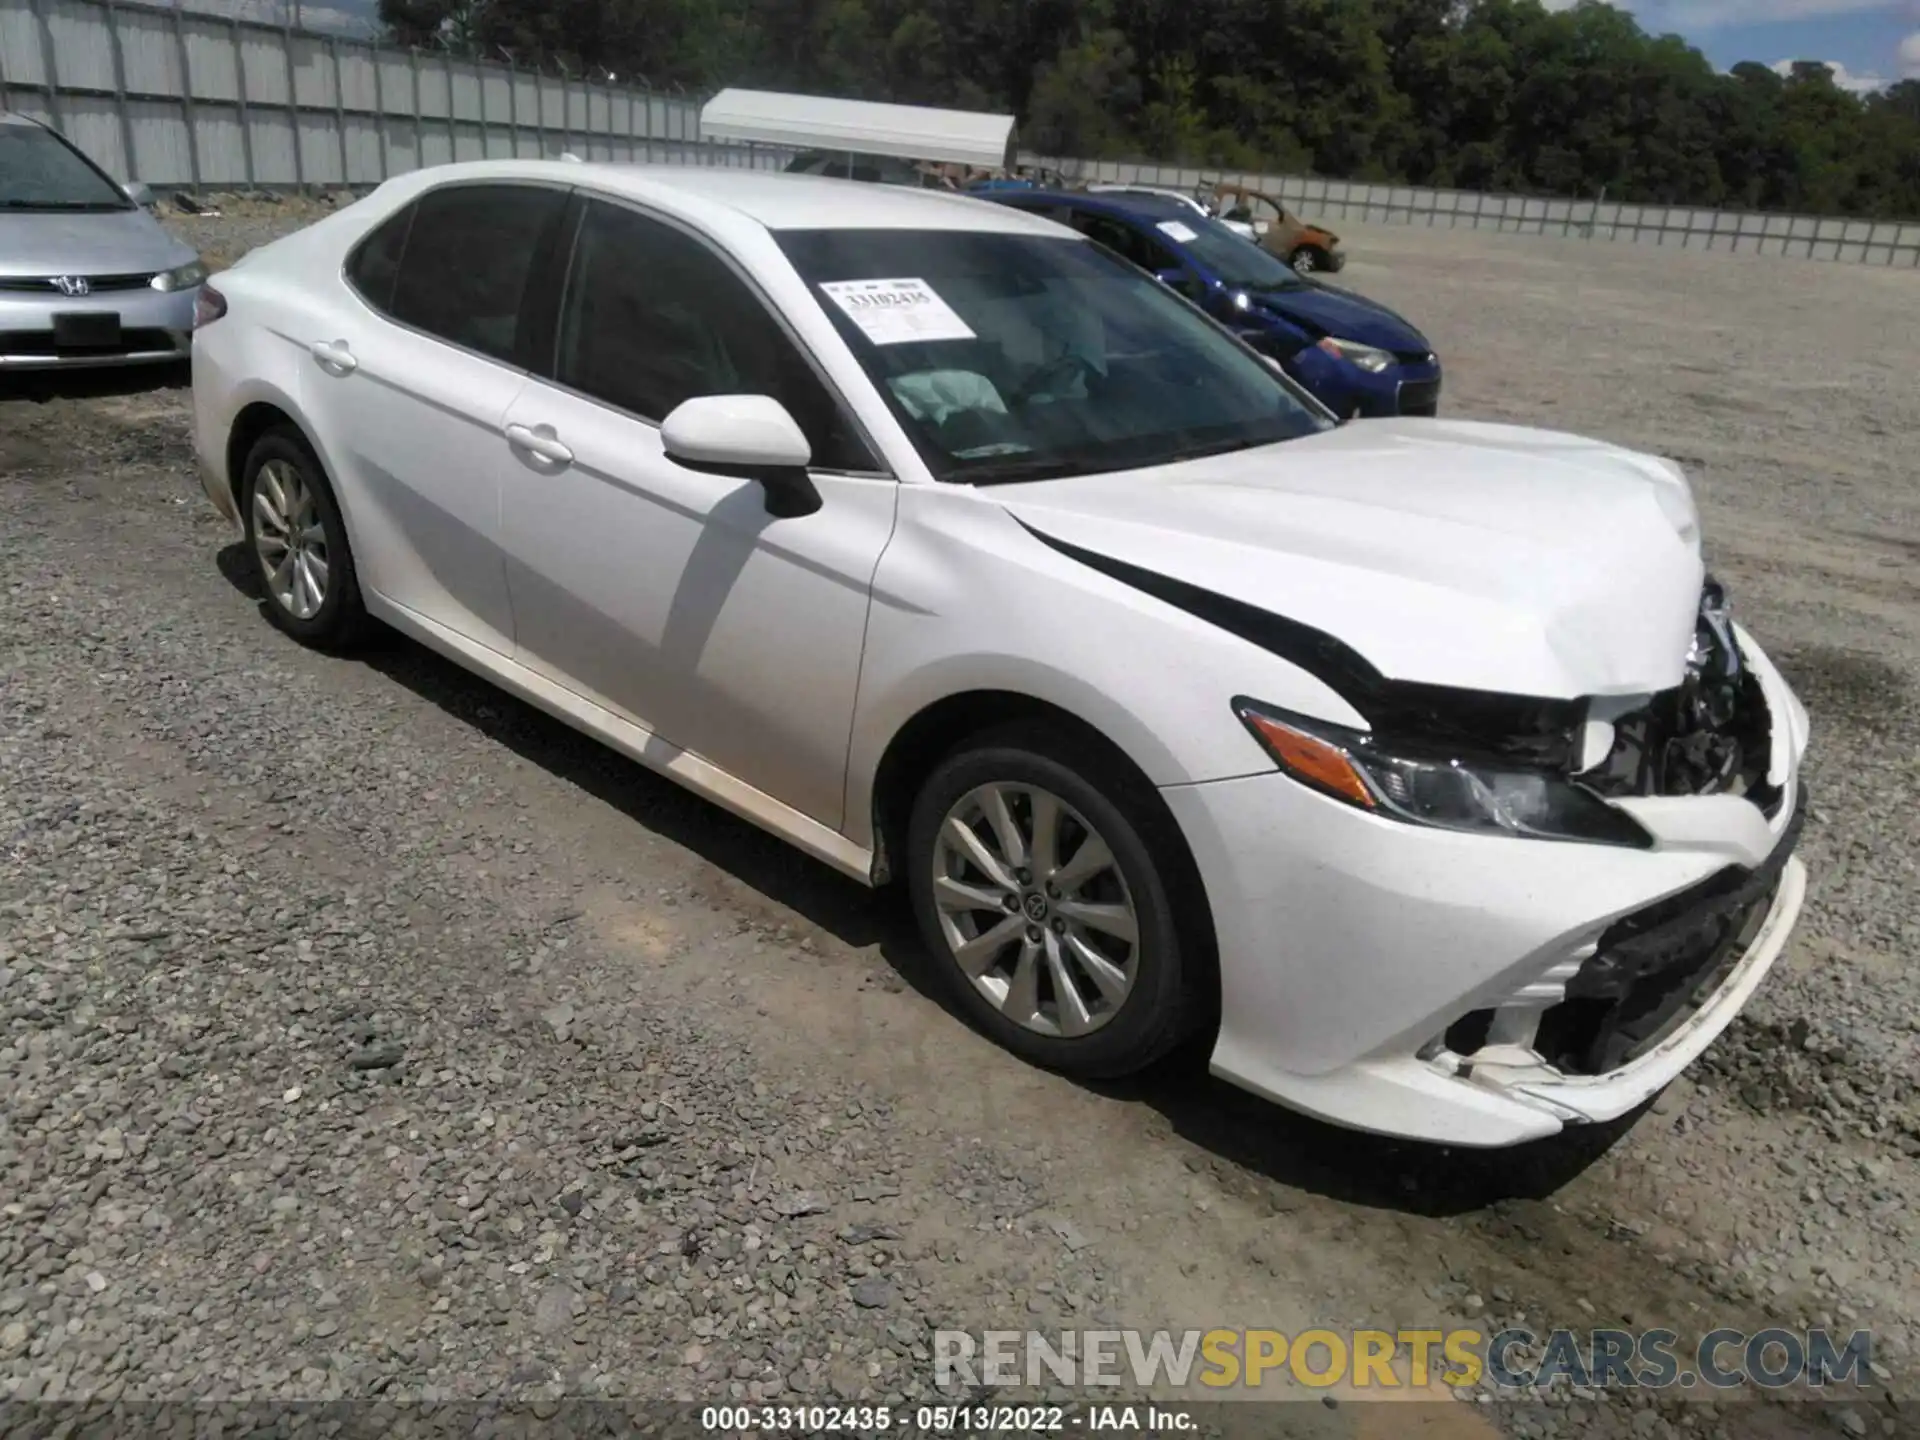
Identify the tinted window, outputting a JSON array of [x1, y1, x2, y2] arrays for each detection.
[[387, 184, 567, 363], [346, 205, 412, 312], [553, 199, 874, 472], [0, 122, 130, 210], [1068, 211, 1179, 275], [777, 228, 1330, 486]]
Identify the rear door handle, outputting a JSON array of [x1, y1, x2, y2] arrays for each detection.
[[504, 422, 574, 467], [308, 339, 357, 375]]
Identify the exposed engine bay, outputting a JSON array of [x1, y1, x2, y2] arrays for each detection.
[[1359, 575, 1777, 813], [1577, 575, 1779, 811]]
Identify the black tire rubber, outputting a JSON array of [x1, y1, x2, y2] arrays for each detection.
[[239, 424, 369, 650], [905, 721, 1206, 1080], [1288, 245, 1323, 273]]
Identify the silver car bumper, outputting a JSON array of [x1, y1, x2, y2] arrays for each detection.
[[0, 284, 196, 370]]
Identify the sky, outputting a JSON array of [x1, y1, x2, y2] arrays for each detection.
[[1552, 0, 1920, 90], [226, 0, 1920, 95]]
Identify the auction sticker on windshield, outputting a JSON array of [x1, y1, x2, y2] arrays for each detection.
[[819, 278, 976, 346], [1157, 221, 1199, 243]]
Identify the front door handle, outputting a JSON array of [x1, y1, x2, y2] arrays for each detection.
[[504, 422, 574, 467], [308, 339, 357, 375]]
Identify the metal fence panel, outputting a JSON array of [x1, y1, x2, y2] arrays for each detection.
[[1, 3, 47, 85], [337, 43, 377, 111], [238, 27, 288, 106], [247, 109, 294, 181], [45, 0, 115, 90], [119, 6, 186, 95], [342, 112, 380, 182], [184, 19, 239, 101], [190, 105, 246, 183], [383, 122, 418, 175], [375, 51, 410, 116], [62, 92, 122, 170]]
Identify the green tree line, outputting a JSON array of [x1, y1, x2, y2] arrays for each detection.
[[379, 0, 1920, 218]]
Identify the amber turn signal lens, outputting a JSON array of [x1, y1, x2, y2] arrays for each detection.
[[1242, 711, 1377, 810]]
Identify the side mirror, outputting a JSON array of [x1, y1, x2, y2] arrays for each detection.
[[123, 181, 153, 207], [660, 394, 821, 518]]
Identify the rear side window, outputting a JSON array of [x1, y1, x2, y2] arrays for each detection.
[[1069, 210, 1179, 275], [384, 184, 567, 364], [345, 205, 411, 312], [552, 199, 875, 473]]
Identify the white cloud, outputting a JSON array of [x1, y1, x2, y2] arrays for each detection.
[[1632, 0, 1905, 27], [1770, 56, 1891, 90], [1900, 31, 1920, 78]]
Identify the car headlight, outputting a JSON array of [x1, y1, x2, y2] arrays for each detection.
[[1232, 699, 1654, 849], [151, 259, 208, 293], [1315, 336, 1394, 374]]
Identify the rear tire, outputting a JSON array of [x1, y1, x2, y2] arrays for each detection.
[[905, 723, 1204, 1079], [239, 425, 368, 650]]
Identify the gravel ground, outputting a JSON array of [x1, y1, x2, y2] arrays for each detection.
[[1, 202, 1915, 1438]]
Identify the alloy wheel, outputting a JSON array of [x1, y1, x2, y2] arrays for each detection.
[[1292, 249, 1318, 274], [929, 781, 1140, 1038], [252, 459, 330, 621]]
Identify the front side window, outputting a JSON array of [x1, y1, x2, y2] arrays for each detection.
[[0, 122, 131, 211], [552, 199, 875, 473], [385, 184, 567, 363], [777, 228, 1332, 486]]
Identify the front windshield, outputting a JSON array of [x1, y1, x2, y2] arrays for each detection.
[[0, 123, 131, 210], [1174, 214, 1304, 292], [778, 228, 1332, 485]]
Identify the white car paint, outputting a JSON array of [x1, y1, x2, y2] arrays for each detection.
[[986, 423, 1707, 699], [191, 160, 1809, 1147]]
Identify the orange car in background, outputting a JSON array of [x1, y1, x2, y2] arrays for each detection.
[[1212, 182, 1346, 274]]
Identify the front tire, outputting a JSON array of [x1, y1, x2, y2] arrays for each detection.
[[1289, 245, 1324, 275], [240, 425, 367, 649], [905, 724, 1203, 1079]]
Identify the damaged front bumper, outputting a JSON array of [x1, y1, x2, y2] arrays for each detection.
[[1421, 794, 1805, 1133], [1162, 626, 1810, 1148]]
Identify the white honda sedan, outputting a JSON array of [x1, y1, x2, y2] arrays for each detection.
[[190, 161, 1810, 1148]]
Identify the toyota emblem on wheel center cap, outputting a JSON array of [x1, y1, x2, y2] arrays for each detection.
[[1022, 892, 1049, 922], [52, 276, 92, 296]]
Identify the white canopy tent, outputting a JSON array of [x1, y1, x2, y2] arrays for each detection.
[[698, 89, 1018, 171]]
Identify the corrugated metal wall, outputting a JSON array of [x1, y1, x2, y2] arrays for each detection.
[[1038, 157, 1920, 266], [3, 0, 1915, 266], [0, 0, 781, 190]]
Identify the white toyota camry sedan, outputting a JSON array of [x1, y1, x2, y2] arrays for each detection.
[[190, 160, 1810, 1148]]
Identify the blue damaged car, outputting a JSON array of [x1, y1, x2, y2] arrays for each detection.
[[984, 188, 1441, 419]]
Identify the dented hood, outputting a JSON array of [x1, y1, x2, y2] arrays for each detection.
[[993, 419, 1707, 699]]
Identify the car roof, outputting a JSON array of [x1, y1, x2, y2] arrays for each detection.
[[1, 111, 46, 128], [379, 159, 1066, 236]]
